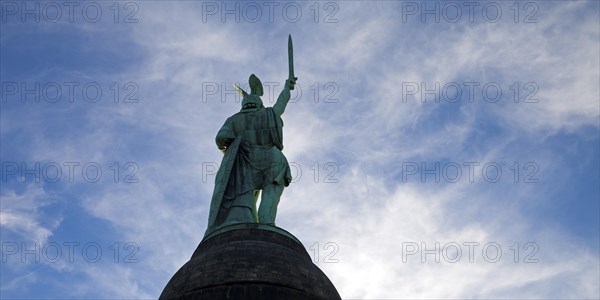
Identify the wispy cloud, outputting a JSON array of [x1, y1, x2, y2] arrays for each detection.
[[1, 184, 61, 244]]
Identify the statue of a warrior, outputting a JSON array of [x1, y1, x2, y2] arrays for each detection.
[[205, 36, 297, 236]]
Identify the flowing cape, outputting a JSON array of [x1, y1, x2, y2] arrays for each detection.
[[205, 135, 242, 236]]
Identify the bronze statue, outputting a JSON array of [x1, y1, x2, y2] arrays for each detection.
[[205, 35, 297, 236]]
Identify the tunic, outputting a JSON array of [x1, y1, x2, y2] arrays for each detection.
[[206, 107, 291, 233]]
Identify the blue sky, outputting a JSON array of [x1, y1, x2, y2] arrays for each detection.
[[1, 1, 599, 299]]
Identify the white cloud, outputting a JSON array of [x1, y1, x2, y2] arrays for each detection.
[[0, 184, 61, 244], [294, 169, 599, 299]]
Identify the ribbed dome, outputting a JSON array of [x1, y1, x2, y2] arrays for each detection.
[[160, 224, 341, 300]]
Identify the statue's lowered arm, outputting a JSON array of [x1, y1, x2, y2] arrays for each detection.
[[215, 118, 234, 153]]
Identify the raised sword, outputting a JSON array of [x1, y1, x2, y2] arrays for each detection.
[[288, 34, 298, 90]]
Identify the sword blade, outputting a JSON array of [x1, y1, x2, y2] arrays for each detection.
[[288, 34, 295, 89]]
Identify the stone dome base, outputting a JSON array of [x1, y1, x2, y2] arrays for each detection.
[[160, 224, 341, 300]]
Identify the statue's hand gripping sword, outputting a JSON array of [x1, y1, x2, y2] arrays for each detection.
[[288, 34, 298, 90]]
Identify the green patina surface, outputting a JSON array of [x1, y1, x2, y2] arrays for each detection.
[[204, 36, 298, 237]]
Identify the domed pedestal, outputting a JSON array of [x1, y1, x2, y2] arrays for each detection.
[[160, 223, 341, 300]]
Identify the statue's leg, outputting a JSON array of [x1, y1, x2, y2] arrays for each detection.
[[222, 191, 257, 226], [258, 183, 284, 225], [224, 206, 254, 225]]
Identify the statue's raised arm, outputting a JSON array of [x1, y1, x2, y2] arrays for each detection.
[[272, 79, 294, 116], [273, 35, 297, 116]]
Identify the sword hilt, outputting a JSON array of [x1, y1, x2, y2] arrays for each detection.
[[288, 76, 298, 90]]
